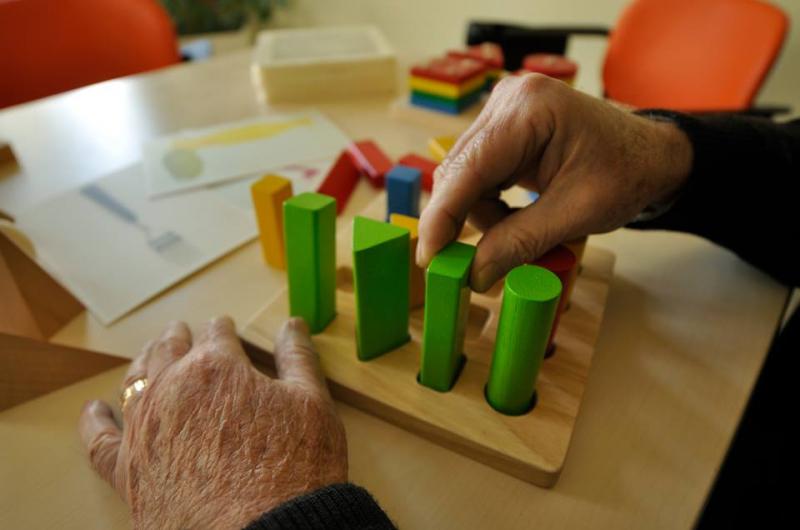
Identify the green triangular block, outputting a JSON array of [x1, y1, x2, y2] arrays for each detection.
[[352, 216, 411, 360], [353, 216, 410, 252]]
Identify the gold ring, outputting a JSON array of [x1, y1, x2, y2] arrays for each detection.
[[120, 378, 148, 411]]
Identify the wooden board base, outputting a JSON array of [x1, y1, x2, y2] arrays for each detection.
[[241, 194, 615, 487]]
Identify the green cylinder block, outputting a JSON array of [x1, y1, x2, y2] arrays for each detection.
[[486, 265, 562, 415]]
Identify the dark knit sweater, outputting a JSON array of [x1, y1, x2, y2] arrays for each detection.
[[244, 484, 395, 530]]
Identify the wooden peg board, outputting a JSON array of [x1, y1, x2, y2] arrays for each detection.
[[241, 193, 615, 487]]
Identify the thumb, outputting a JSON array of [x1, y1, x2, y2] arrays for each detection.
[[79, 400, 125, 499], [470, 191, 574, 292]]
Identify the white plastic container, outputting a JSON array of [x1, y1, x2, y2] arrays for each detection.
[[252, 25, 397, 103]]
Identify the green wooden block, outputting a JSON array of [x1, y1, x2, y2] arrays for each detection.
[[352, 216, 410, 360], [420, 241, 476, 391], [486, 265, 562, 415], [283, 192, 337, 334]]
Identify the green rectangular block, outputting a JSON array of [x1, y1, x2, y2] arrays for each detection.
[[352, 216, 410, 360], [283, 192, 337, 333], [420, 241, 476, 391]]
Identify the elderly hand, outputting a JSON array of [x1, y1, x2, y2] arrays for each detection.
[[78, 316, 347, 530], [417, 73, 693, 291]]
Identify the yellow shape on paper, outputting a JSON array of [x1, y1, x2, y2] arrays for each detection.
[[172, 117, 313, 150]]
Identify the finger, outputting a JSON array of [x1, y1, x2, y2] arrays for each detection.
[[437, 93, 499, 176], [121, 348, 150, 391], [438, 74, 520, 173], [466, 197, 515, 233], [418, 129, 498, 266], [194, 316, 246, 359], [274, 317, 330, 401], [146, 320, 192, 378], [470, 191, 572, 292], [79, 400, 125, 498]]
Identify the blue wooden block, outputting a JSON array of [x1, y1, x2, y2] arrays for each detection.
[[386, 165, 421, 219]]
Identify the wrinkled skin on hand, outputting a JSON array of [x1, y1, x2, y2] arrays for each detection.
[[79, 317, 347, 530], [417, 73, 694, 291]]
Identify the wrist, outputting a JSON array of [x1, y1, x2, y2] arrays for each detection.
[[634, 112, 693, 214]]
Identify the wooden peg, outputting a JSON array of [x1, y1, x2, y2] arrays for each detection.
[[533, 245, 577, 356], [386, 165, 421, 219], [420, 241, 476, 391], [348, 140, 393, 188], [486, 265, 561, 415], [250, 174, 293, 269], [398, 153, 437, 192], [428, 135, 456, 162], [352, 216, 410, 360], [318, 151, 361, 215], [389, 213, 425, 309], [283, 193, 337, 333]]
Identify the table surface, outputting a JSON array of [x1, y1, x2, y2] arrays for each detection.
[[0, 50, 790, 530]]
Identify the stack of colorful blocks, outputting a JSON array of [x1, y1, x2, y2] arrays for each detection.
[[447, 42, 505, 90], [409, 56, 487, 115]]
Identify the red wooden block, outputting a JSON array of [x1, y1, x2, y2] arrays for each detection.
[[533, 244, 577, 356], [410, 56, 487, 84], [447, 42, 504, 69], [398, 153, 437, 192], [317, 150, 360, 215], [521, 53, 577, 80], [347, 140, 393, 188]]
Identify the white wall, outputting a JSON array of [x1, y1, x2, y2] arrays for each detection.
[[277, 0, 800, 115]]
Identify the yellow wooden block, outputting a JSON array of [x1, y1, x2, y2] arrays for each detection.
[[428, 135, 456, 163], [390, 213, 425, 309], [251, 174, 293, 269], [409, 75, 485, 99]]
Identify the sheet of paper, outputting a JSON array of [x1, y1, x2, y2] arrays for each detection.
[[212, 158, 335, 211], [143, 110, 349, 198], [16, 165, 257, 325]]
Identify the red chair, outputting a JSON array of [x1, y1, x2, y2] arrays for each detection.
[[467, 0, 789, 114], [0, 0, 179, 109]]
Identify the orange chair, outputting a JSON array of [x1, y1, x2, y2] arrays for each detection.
[[604, 0, 788, 112], [0, 0, 179, 109], [467, 0, 789, 114]]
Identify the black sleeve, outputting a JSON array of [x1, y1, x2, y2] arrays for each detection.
[[243, 483, 396, 530], [628, 112, 800, 287]]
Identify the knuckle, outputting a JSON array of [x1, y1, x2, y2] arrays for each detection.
[[87, 428, 119, 467], [284, 342, 316, 359], [158, 336, 188, 357], [518, 72, 555, 96], [507, 225, 544, 264]]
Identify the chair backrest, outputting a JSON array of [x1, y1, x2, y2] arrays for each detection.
[[603, 0, 788, 111], [0, 0, 179, 109]]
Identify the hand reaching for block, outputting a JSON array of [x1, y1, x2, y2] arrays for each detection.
[[78, 316, 347, 529], [417, 73, 693, 292]]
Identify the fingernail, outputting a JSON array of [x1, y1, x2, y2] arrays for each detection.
[[473, 261, 500, 293], [415, 242, 425, 266], [287, 317, 309, 336]]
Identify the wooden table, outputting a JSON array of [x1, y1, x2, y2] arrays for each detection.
[[0, 50, 790, 529]]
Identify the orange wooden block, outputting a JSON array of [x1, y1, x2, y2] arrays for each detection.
[[251, 174, 293, 269], [390, 213, 425, 309]]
